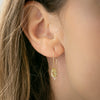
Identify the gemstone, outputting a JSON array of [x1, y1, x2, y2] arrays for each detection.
[[51, 68, 57, 80]]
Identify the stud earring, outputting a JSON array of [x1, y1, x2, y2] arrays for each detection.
[[51, 52, 57, 80]]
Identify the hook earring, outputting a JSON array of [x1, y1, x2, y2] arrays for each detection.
[[51, 52, 57, 80]]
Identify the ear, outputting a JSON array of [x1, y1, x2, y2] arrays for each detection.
[[21, 1, 64, 57]]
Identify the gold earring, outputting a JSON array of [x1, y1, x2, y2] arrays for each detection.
[[51, 52, 57, 80]]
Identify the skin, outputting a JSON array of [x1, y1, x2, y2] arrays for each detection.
[[22, 0, 100, 100]]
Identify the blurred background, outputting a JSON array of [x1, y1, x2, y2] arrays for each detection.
[[0, 0, 3, 5], [0, 0, 3, 11]]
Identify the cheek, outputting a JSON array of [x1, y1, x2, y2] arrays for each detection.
[[63, 3, 100, 99]]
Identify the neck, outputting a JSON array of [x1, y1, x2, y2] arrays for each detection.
[[47, 53, 82, 100]]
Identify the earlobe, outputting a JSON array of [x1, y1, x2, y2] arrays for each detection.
[[21, 1, 64, 57]]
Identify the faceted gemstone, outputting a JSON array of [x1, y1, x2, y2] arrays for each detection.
[[51, 68, 57, 80]]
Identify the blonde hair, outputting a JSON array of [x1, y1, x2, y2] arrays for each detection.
[[0, 0, 30, 99]]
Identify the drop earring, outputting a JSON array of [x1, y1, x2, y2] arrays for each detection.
[[51, 52, 57, 80]]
